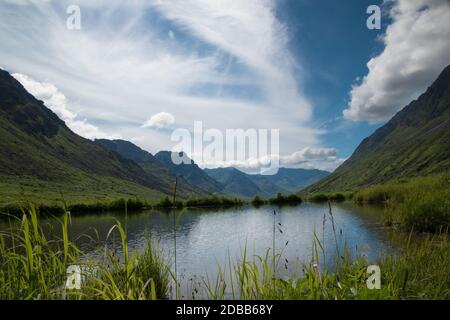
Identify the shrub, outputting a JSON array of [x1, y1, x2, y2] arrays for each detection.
[[251, 195, 266, 207]]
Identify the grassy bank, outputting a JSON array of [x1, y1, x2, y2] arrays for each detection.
[[201, 232, 449, 300], [0, 195, 247, 217], [156, 195, 245, 209], [305, 172, 450, 233], [352, 172, 450, 232]]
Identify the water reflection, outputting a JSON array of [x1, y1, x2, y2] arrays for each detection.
[[0, 202, 393, 283]]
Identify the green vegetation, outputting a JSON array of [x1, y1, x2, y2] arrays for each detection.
[[250, 193, 303, 207], [0, 69, 199, 210], [353, 171, 450, 232], [306, 66, 450, 194], [0, 206, 448, 300], [0, 208, 170, 300], [251, 195, 265, 207], [307, 192, 349, 203], [95, 139, 200, 196], [200, 205, 449, 300], [0, 193, 247, 216], [305, 172, 449, 232], [202, 232, 449, 300], [268, 193, 303, 206], [185, 196, 245, 208]]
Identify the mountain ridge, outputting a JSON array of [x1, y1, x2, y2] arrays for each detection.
[[305, 65, 450, 193], [95, 139, 201, 196], [0, 69, 191, 205], [155, 151, 225, 194], [206, 166, 330, 198]]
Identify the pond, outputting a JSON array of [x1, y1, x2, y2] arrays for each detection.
[[0, 202, 395, 298]]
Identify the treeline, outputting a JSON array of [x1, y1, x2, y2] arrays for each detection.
[[251, 193, 303, 207], [0, 198, 147, 216], [0, 196, 247, 216], [306, 192, 349, 203], [154, 195, 245, 209]]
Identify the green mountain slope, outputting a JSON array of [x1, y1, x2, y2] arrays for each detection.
[[155, 151, 224, 194], [95, 139, 200, 196], [0, 69, 186, 205], [306, 65, 450, 193]]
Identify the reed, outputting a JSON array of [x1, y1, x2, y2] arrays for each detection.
[[0, 206, 170, 300]]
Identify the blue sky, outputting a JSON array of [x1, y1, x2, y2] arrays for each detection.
[[0, 0, 449, 172], [277, 0, 385, 157]]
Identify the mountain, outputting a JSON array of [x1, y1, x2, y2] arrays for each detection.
[[251, 168, 330, 193], [155, 151, 224, 194], [204, 167, 268, 198], [205, 167, 330, 198], [306, 65, 450, 193], [95, 139, 200, 195], [0, 69, 190, 205]]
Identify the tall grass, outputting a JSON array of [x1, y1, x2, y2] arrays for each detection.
[[0, 199, 448, 300], [0, 207, 170, 300], [353, 172, 450, 232], [201, 215, 449, 300]]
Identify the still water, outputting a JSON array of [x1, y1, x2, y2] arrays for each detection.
[[0, 202, 394, 296]]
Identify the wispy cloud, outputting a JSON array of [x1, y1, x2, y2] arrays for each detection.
[[344, 0, 450, 122], [0, 0, 324, 167]]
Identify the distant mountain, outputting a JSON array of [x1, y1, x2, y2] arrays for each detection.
[[95, 139, 200, 196], [253, 168, 330, 193], [306, 65, 450, 193], [155, 151, 224, 194], [205, 167, 268, 198], [205, 167, 330, 198], [0, 69, 191, 205]]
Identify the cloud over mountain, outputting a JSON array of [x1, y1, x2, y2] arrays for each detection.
[[344, 0, 450, 122]]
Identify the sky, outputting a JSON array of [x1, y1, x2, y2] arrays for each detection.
[[0, 0, 449, 172]]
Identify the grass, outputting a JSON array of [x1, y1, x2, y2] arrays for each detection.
[[200, 213, 450, 300], [0, 194, 247, 217], [0, 207, 170, 300], [305, 171, 450, 232], [352, 172, 450, 232], [0, 204, 448, 300]]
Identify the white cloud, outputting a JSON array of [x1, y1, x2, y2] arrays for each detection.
[[12, 73, 121, 140], [0, 0, 320, 165], [280, 147, 339, 167], [199, 147, 343, 172], [153, 0, 311, 120], [142, 112, 175, 129], [344, 0, 450, 122]]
